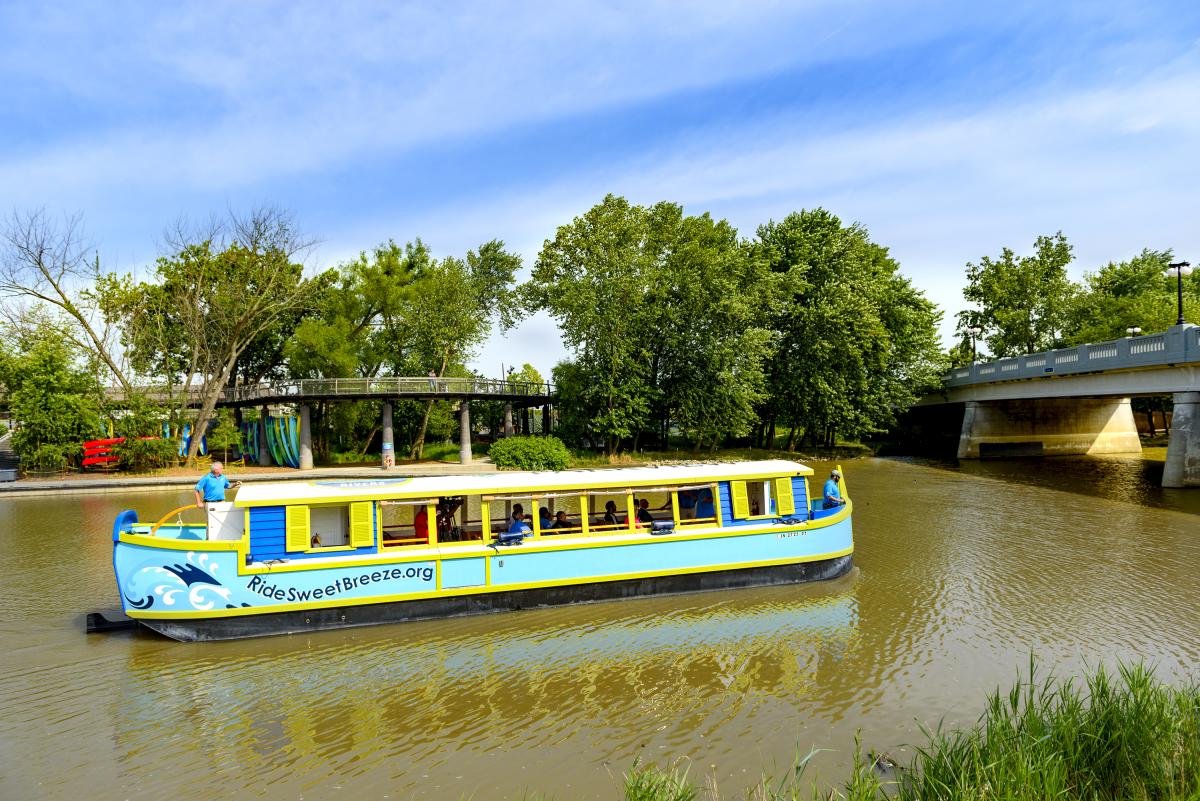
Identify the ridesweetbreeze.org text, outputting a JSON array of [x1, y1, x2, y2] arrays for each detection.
[[245, 565, 434, 603]]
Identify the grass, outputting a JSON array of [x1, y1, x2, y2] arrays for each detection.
[[618, 662, 1200, 801]]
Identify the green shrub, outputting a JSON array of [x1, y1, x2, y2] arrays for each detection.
[[488, 435, 572, 471], [0, 422, 8, 437], [114, 437, 178, 472], [24, 443, 73, 473]]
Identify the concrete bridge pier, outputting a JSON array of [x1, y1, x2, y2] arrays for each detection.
[[381, 401, 394, 469], [298, 405, 313, 470], [542, 404, 551, 435], [257, 405, 271, 467], [1164, 392, 1200, 488], [503, 404, 513, 437], [957, 397, 1142, 459], [459, 401, 472, 465]]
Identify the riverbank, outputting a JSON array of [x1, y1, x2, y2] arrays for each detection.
[[620, 662, 1200, 801], [0, 460, 499, 497], [0, 444, 871, 496]]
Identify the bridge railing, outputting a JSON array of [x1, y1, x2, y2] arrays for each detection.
[[219, 376, 554, 403], [944, 324, 1199, 388], [103, 376, 556, 407]]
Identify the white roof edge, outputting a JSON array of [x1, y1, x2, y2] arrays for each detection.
[[234, 459, 816, 505]]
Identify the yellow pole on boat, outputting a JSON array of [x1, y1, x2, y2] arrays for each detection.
[[836, 463, 848, 502]]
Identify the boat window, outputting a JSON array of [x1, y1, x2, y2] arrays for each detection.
[[583, 488, 633, 533], [434, 495, 488, 544], [631, 489, 672, 529], [537, 493, 586, 536], [488, 494, 537, 537], [380, 499, 434, 547], [731, 479, 773, 519], [674, 484, 718, 526], [309, 505, 349, 548]]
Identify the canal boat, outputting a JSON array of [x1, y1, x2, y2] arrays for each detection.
[[108, 459, 853, 641]]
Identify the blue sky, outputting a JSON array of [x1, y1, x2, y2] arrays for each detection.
[[3, 1, 1199, 377]]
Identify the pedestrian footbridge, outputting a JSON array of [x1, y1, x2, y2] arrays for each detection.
[[918, 324, 1200, 487]]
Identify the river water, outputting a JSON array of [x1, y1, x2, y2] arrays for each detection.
[[1, 456, 1198, 800]]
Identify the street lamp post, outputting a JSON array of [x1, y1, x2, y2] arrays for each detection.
[[1164, 261, 1193, 325], [967, 325, 983, 363], [1126, 326, 1142, 337]]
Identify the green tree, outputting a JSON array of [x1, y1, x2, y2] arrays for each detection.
[[400, 240, 521, 457], [0, 321, 102, 467], [753, 209, 942, 448], [1063, 248, 1198, 344], [958, 233, 1076, 357], [99, 208, 327, 463], [527, 195, 770, 454]]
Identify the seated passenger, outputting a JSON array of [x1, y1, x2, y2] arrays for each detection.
[[678, 489, 699, 519], [414, 504, 430, 541], [695, 488, 715, 519], [636, 498, 654, 524], [552, 510, 572, 530], [507, 504, 531, 534], [539, 506, 553, 530], [602, 500, 622, 527]]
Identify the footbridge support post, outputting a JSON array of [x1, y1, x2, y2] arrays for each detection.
[[298, 405, 313, 470], [458, 401, 472, 465], [1164, 392, 1200, 488], [542, 404, 551, 435], [257, 405, 271, 467], [956, 397, 1141, 459], [381, 401, 394, 470], [503, 404, 513, 437]]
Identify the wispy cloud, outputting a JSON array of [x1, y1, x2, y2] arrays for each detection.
[[2, 1, 1198, 374]]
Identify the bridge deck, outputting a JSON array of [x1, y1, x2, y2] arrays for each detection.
[[943, 324, 1199, 390], [107, 377, 555, 409]]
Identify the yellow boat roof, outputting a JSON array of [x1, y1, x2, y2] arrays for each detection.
[[233, 459, 815, 507]]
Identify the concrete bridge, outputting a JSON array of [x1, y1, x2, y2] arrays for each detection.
[[919, 323, 1200, 487]]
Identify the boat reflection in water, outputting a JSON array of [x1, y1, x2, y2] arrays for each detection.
[[113, 577, 859, 797]]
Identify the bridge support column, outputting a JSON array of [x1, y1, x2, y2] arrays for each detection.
[[503, 404, 513, 437], [542, 404, 551, 435], [459, 401, 472, 465], [381, 402, 394, 470], [956, 397, 1141, 459], [1163, 392, 1200, 488], [298, 404, 313, 470], [257, 405, 271, 467], [522, 407, 530, 436]]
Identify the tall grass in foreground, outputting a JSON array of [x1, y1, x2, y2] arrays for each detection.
[[624, 662, 1200, 801]]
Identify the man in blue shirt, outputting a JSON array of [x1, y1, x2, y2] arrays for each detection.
[[822, 469, 845, 510], [194, 461, 240, 507], [507, 503, 531, 534]]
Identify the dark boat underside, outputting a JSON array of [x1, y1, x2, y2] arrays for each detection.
[[139, 554, 854, 642]]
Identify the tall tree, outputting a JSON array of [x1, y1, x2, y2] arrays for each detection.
[[527, 195, 770, 454], [400, 240, 521, 457], [1063, 248, 1198, 345], [0, 209, 132, 391], [100, 207, 325, 462], [0, 319, 102, 468], [754, 209, 942, 448], [958, 233, 1075, 357]]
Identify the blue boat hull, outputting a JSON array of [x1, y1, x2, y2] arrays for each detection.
[[138, 554, 854, 641]]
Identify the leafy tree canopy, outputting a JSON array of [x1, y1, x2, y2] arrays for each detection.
[[958, 233, 1075, 358]]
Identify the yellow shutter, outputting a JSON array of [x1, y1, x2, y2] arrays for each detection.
[[285, 505, 310, 552], [349, 501, 374, 548], [774, 477, 795, 516], [731, 481, 749, 518]]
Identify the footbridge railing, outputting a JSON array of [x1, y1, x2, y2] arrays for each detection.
[[944, 323, 1200, 388], [106, 376, 556, 408]]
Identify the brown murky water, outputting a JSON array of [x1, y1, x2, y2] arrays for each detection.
[[1, 457, 1198, 800]]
